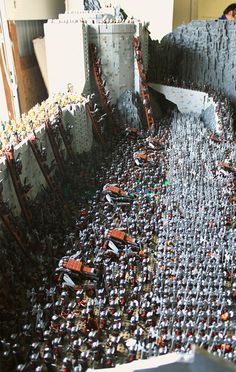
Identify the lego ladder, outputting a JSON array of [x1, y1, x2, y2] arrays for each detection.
[[133, 37, 155, 129], [55, 110, 77, 164], [28, 136, 70, 216], [85, 102, 105, 146], [0, 192, 29, 252], [90, 43, 119, 134], [45, 117, 65, 177], [5, 147, 32, 225]]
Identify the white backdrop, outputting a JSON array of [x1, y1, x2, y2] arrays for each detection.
[[101, 0, 174, 40], [67, 0, 174, 41]]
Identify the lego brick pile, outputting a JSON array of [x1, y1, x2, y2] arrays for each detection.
[[0, 105, 236, 370], [150, 21, 236, 105]]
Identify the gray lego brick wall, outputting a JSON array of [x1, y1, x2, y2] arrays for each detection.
[[0, 105, 94, 216], [89, 23, 135, 103], [62, 103, 93, 153], [150, 20, 236, 105]]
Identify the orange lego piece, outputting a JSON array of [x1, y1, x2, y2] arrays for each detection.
[[221, 344, 231, 352], [134, 153, 148, 161], [221, 312, 229, 321], [219, 162, 236, 173], [134, 150, 155, 162], [108, 229, 134, 243], [82, 266, 94, 274], [104, 185, 127, 196], [63, 259, 83, 272]]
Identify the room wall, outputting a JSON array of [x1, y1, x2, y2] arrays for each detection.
[[5, 0, 65, 21], [197, 0, 233, 19], [173, 0, 234, 29], [65, 0, 174, 41], [173, 0, 197, 30], [8, 21, 47, 115]]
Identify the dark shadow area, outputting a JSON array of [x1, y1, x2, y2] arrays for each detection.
[[148, 86, 178, 121]]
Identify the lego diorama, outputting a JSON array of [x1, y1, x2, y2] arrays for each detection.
[[0, 1, 236, 371]]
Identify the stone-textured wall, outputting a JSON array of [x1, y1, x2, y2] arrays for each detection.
[[0, 103, 93, 216], [89, 23, 136, 103], [149, 20, 236, 105], [149, 83, 212, 114]]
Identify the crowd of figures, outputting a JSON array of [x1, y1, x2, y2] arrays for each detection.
[[157, 77, 236, 139], [0, 93, 84, 157], [0, 103, 236, 371]]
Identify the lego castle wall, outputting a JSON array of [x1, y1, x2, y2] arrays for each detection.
[[0, 104, 93, 215], [65, 1, 173, 40], [62, 103, 93, 154], [88, 23, 136, 103], [150, 20, 236, 106], [0, 125, 57, 216], [149, 83, 213, 113]]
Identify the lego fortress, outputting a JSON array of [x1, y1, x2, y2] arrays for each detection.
[[0, 2, 236, 371]]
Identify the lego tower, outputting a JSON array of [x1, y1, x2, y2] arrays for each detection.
[[44, 2, 149, 103]]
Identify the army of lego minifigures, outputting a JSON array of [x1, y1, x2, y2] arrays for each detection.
[[159, 77, 235, 141], [0, 93, 84, 157], [0, 85, 235, 371]]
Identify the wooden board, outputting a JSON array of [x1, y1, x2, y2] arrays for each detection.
[[8, 21, 47, 114]]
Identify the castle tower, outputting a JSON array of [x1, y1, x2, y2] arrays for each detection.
[[44, 4, 149, 103]]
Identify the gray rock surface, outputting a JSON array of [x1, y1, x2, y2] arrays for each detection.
[[117, 89, 178, 130], [201, 104, 216, 131], [117, 90, 145, 129], [150, 21, 236, 105]]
